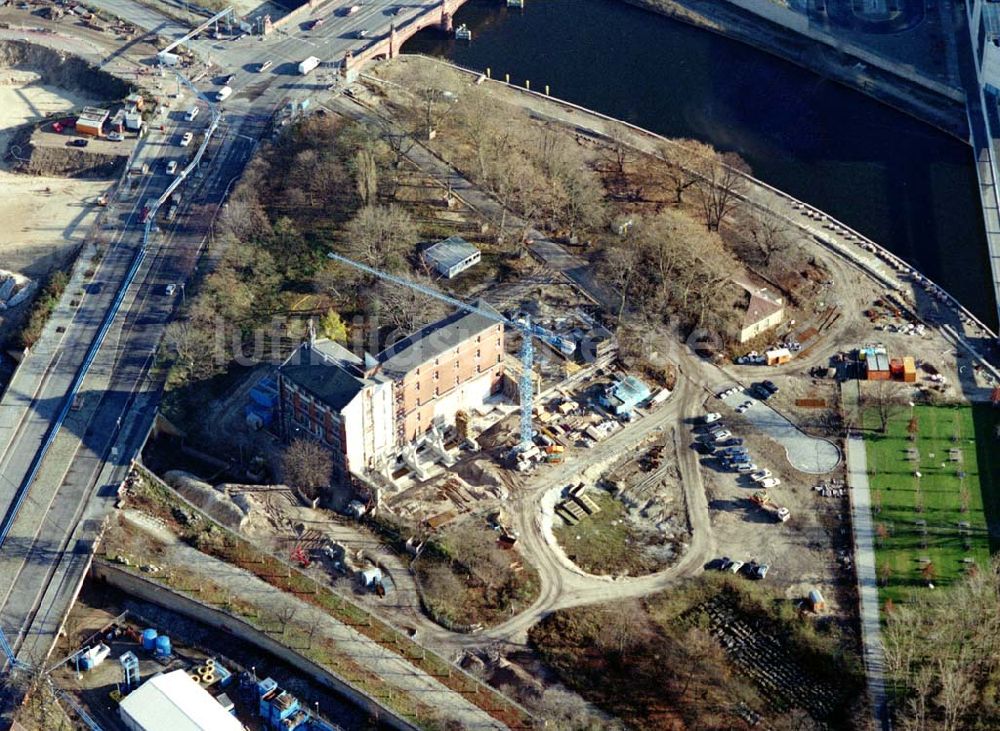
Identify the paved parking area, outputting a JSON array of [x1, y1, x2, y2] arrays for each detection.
[[720, 389, 841, 474]]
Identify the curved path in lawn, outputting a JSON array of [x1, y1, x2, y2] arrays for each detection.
[[719, 389, 842, 474]]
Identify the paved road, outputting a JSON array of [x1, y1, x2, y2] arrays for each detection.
[[719, 389, 841, 474]]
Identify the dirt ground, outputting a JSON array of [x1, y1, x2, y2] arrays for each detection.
[[0, 71, 110, 343], [692, 397, 854, 619]]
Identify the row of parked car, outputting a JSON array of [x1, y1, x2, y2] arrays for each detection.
[[714, 557, 769, 580]]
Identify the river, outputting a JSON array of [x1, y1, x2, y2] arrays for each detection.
[[403, 0, 997, 330]]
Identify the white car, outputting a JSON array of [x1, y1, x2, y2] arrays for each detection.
[[180, 132, 193, 147], [736, 403, 749, 414], [736, 463, 758, 474], [165, 284, 177, 296], [728, 560, 743, 574], [750, 469, 772, 483], [166, 160, 178, 175], [712, 430, 732, 442], [760, 477, 782, 489], [704, 412, 722, 424], [107, 131, 124, 142]]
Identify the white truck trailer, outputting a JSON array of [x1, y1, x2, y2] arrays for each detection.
[[298, 56, 321, 75]]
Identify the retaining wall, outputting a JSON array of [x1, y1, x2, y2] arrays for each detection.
[[91, 562, 420, 731]]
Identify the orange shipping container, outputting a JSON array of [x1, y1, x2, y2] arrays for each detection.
[[902, 356, 917, 383]]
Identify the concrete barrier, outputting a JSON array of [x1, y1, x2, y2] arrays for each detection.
[[91, 562, 421, 731]]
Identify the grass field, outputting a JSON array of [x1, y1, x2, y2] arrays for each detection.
[[865, 404, 1000, 606]]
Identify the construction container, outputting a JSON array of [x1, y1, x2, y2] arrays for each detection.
[[808, 589, 826, 611], [765, 347, 792, 366], [154, 635, 171, 657], [141, 628, 158, 651], [902, 356, 917, 383], [889, 358, 904, 379]]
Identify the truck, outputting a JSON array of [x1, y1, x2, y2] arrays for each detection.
[[750, 490, 790, 523], [298, 56, 321, 75], [157, 51, 179, 67], [216, 86, 233, 102], [346, 4, 360, 14]]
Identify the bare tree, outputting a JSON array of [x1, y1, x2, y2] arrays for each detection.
[[658, 138, 714, 204], [353, 148, 379, 206], [694, 151, 750, 231], [736, 206, 792, 268], [342, 204, 417, 272], [864, 381, 906, 433], [282, 439, 333, 501]]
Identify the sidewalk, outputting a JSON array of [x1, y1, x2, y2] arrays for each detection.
[[845, 433, 890, 731]]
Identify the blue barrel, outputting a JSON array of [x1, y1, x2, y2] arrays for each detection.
[[141, 628, 158, 651], [154, 635, 171, 656]]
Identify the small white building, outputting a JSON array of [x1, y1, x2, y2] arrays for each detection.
[[119, 670, 242, 731], [422, 236, 480, 279]]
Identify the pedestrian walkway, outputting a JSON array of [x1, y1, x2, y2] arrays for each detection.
[[845, 433, 890, 731], [124, 512, 506, 730]]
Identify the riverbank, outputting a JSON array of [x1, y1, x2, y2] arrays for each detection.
[[622, 0, 969, 142]]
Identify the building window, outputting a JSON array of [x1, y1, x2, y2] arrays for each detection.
[[476, 349, 481, 359], [433, 370, 439, 381], [434, 386, 439, 396]]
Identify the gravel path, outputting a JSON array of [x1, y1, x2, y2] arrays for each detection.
[[123, 512, 507, 730]]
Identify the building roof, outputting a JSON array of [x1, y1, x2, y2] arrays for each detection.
[[280, 339, 373, 411], [422, 235, 479, 271], [77, 106, 109, 124], [378, 301, 501, 379], [119, 670, 243, 731]]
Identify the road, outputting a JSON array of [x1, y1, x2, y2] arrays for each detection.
[[0, 0, 425, 668]]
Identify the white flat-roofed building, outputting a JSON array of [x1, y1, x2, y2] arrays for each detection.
[[119, 669, 243, 731], [422, 235, 481, 279]]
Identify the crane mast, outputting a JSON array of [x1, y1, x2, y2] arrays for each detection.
[[326, 252, 547, 451]]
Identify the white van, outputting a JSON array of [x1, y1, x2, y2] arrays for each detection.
[[185, 106, 199, 121], [216, 86, 232, 102]]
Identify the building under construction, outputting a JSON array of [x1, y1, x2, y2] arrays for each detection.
[[277, 304, 504, 480]]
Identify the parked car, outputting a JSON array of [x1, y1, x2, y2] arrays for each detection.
[[694, 443, 714, 455], [761, 380, 779, 394], [721, 438, 745, 447], [68, 138, 88, 147], [165, 284, 177, 296], [760, 477, 782, 489], [712, 430, 732, 442], [750, 469, 773, 483], [107, 131, 124, 142], [703, 412, 722, 424], [722, 447, 749, 456], [728, 560, 744, 574], [736, 463, 758, 474], [180, 131, 193, 146], [718, 557, 733, 571], [257, 59, 273, 72], [166, 160, 178, 175], [751, 563, 769, 580]]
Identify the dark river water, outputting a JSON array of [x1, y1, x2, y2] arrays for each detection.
[[403, 0, 998, 330]]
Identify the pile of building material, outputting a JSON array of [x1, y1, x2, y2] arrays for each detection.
[[163, 471, 250, 530], [555, 483, 601, 526]]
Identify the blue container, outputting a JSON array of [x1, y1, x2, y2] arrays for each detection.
[[141, 628, 158, 651], [154, 635, 171, 656]]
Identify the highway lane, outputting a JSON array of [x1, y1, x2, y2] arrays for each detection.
[[0, 0, 433, 666], [0, 112, 264, 665]]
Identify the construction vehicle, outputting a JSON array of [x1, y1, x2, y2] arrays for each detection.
[[750, 490, 790, 523]]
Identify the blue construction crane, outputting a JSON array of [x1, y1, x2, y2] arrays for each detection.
[[326, 252, 573, 451]]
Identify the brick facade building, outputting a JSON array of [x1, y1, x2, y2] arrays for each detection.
[[277, 304, 504, 479]]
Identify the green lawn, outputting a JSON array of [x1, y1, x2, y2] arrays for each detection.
[[865, 404, 1000, 607]]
